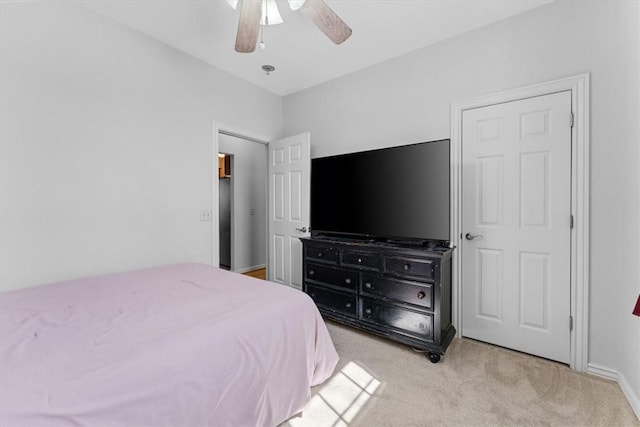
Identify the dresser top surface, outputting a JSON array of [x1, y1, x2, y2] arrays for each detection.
[[300, 236, 453, 257]]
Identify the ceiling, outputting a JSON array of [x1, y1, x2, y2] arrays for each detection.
[[77, 0, 554, 97]]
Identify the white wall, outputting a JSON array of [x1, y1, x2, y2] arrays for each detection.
[[218, 134, 268, 273], [0, 1, 282, 290], [283, 0, 640, 413], [617, 0, 640, 415]]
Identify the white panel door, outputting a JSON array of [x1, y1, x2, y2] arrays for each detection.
[[462, 91, 572, 363], [268, 133, 310, 289]]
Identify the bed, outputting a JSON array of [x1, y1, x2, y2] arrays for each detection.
[[0, 263, 339, 426]]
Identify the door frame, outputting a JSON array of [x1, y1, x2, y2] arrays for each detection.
[[450, 73, 590, 371], [211, 121, 273, 271]]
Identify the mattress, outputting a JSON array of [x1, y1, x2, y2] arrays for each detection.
[[0, 263, 339, 426]]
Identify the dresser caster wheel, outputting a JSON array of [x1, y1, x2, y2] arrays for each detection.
[[428, 352, 441, 363]]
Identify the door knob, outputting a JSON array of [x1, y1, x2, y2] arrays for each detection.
[[295, 227, 308, 233], [465, 232, 484, 241]]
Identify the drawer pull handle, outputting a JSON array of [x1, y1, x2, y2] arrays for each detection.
[[403, 263, 411, 271], [346, 302, 352, 308], [358, 258, 362, 263], [365, 308, 372, 315], [317, 252, 324, 257], [365, 281, 372, 289], [417, 291, 426, 300], [309, 270, 315, 276], [344, 278, 352, 284]]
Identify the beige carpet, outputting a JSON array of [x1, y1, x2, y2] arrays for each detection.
[[285, 321, 639, 427]]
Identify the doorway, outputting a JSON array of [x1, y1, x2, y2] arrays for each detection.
[[450, 74, 590, 371], [218, 153, 232, 270], [215, 132, 268, 275]]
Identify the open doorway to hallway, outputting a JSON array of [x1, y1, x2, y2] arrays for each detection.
[[218, 152, 232, 271], [216, 134, 268, 276]]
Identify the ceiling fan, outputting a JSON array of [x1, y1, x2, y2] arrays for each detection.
[[229, 0, 352, 53]]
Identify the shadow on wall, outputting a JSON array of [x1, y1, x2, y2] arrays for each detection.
[[284, 361, 382, 427]]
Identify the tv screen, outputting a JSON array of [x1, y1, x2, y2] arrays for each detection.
[[310, 139, 450, 243]]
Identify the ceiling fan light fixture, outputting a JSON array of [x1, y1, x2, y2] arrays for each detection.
[[233, 0, 351, 53], [288, 0, 306, 11], [226, 0, 239, 10], [260, 0, 283, 26]]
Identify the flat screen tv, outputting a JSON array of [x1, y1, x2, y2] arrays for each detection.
[[310, 139, 450, 244]]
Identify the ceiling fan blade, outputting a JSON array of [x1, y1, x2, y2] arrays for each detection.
[[235, 0, 262, 53], [300, 0, 352, 45]]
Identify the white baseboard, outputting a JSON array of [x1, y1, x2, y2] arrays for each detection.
[[619, 372, 640, 421], [587, 363, 640, 420], [586, 363, 618, 381]]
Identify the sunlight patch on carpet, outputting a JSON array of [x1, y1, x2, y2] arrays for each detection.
[[287, 361, 381, 426]]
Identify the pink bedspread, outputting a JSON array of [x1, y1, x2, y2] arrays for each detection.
[[0, 263, 338, 426]]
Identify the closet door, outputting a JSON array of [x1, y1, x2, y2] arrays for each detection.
[[461, 92, 572, 364]]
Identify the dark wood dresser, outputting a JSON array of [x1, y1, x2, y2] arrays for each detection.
[[301, 237, 455, 362]]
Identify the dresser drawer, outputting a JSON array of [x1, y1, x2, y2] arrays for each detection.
[[306, 263, 358, 290], [383, 256, 435, 281], [307, 285, 357, 318], [341, 250, 380, 270], [361, 274, 433, 310], [360, 297, 433, 341], [304, 245, 339, 264]]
